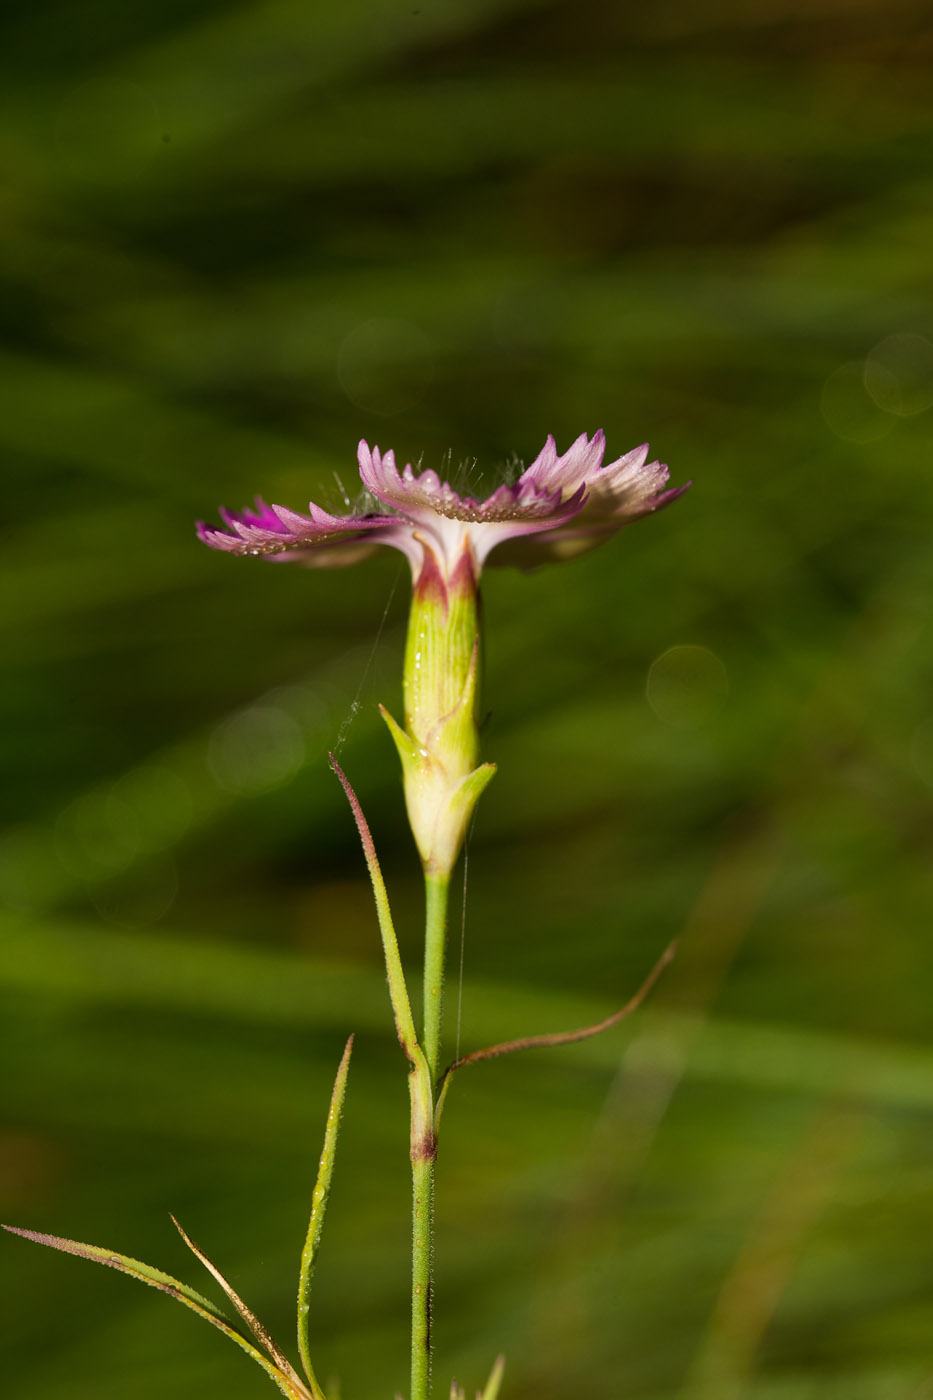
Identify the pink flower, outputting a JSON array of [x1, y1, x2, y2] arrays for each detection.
[[199, 431, 689, 877], [196, 431, 688, 576]]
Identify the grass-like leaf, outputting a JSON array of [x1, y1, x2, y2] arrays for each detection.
[[1, 1225, 312, 1400], [478, 1354, 505, 1400], [435, 942, 676, 1127], [170, 1215, 313, 1398], [297, 1034, 354, 1395], [329, 753, 420, 1061], [447, 1352, 504, 1400]]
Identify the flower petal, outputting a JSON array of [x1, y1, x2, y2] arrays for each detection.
[[492, 435, 689, 566], [518, 430, 607, 495], [493, 477, 690, 567], [518, 433, 686, 525], [580, 447, 690, 525], [197, 493, 398, 560], [357, 439, 588, 568], [197, 432, 686, 576]]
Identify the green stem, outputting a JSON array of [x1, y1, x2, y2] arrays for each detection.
[[410, 871, 450, 1400], [422, 873, 450, 1084], [409, 1059, 435, 1400]]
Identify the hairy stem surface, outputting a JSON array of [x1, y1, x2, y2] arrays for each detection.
[[411, 872, 450, 1400]]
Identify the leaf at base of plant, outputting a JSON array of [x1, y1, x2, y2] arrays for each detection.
[[2, 1224, 313, 1400]]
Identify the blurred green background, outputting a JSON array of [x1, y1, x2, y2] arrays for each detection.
[[2, 1, 933, 1397]]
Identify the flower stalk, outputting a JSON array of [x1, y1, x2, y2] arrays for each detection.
[[409, 1053, 437, 1400], [423, 873, 450, 1085]]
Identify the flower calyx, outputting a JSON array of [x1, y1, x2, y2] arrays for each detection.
[[382, 544, 495, 878]]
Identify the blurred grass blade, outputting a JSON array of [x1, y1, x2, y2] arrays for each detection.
[[297, 1034, 354, 1394], [478, 1355, 505, 1400], [1, 1225, 311, 1400], [170, 1215, 313, 1398]]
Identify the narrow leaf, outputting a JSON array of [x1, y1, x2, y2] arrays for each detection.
[[479, 1355, 506, 1400], [1, 1225, 310, 1400], [171, 1215, 310, 1398], [329, 753, 419, 1059], [297, 1034, 353, 1395], [2, 1225, 228, 1318], [436, 941, 677, 1125]]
